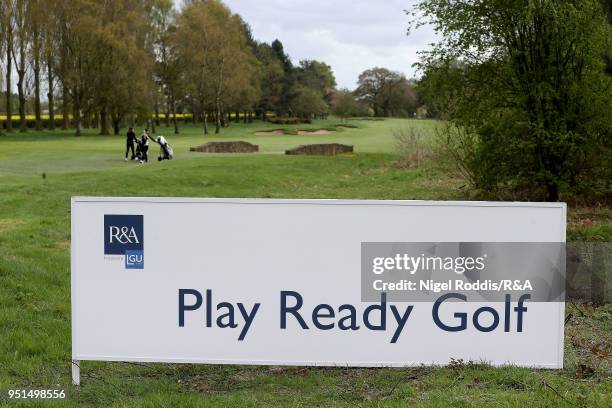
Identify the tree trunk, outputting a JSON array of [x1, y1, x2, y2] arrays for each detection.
[[247, 112, 253, 123], [545, 181, 559, 202], [235, 111, 240, 123], [215, 111, 221, 134], [243, 111, 247, 124], [215, 59, 224, 134], [74, 93, 81, 136], [17, 74, 26, 132], [165, 98, 170, 127], [5, 37, 12, 132], [47, 61, 55, 130], [203, 111, 208, 135], [100, 109, 109, 135], [16, 36, 27, 132], [172, 98, 179, 135], [112, 116, 121, 135], [154, 103, 160, 126], [17, 80, 26, 132], [34, 53, 42, 131], [61, 86, 69, 130]]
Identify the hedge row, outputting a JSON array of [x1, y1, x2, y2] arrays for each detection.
[[0, 114, 199, 130], [268, 117, 311, 125]]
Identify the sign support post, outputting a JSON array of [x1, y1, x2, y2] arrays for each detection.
[[72, 360, 80, 386]]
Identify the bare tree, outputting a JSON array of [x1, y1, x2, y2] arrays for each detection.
[[12, 0, 29, 132], [2, 0, 14, 131]]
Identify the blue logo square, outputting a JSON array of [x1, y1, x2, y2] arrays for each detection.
[[104, 215, 143, 255], [125, 250, 144, 269]]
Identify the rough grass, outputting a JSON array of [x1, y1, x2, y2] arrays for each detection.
[[0, 119, 610, 407]]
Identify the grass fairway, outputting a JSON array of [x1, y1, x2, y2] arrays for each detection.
[[0, 119, 610, 407]]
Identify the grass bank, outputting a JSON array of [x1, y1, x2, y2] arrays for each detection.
[[0, 119, 609, 406]]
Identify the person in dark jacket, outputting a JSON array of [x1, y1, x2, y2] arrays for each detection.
[[125, 127, 137, 161], [139, 129, 150, 163]]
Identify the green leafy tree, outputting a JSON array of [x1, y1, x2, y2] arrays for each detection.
[[253, 42, 284, 119], [90, 0, 154, 135], [152, 0, 182, 134], [410, 0, 612, 201], [296, 60, 336, 104], [174, 0, 258, 134], [355, 67, 417, 117], [290, 86, 327, 119], [270, 39, 298, 116], [331, 89, 365, 121], [55, 0, 99, 136]]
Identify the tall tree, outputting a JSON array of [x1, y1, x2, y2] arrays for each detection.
[[152, 0, 181, 134], [410, 0, 612, 201], [1, 0, 13, 131], [270, 39, 298, 116], [55, 0, 98, 136], [332, 89, 366, 122], [290, 86, 327, 119], [12, 0, 28, 132], [296, 60, 336, 103], [28, 0, 45, 130], [175, 0, 258, 134], [355, 67, 417, 117], [43, 0, 58, 130], [253, 42, 284, 119], [89, 0, 154, 135]]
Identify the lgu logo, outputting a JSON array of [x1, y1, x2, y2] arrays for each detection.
[[104, 215, 144, 269]]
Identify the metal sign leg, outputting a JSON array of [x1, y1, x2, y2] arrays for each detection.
[[72, 360, 80, 385]]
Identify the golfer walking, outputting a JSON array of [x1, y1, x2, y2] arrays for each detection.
[[140, 129, 150, 163], [125, 127, 137, 161]]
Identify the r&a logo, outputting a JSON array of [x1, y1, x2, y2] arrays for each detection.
[[104, 215, 144, 269]]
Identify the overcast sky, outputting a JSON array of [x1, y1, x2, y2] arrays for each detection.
[[182, 0, 436, 89]]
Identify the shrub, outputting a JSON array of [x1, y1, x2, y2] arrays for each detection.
[[268, 117, 309, 125], [394, 126, 432, 168]]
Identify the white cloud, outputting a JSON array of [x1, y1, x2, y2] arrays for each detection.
[[188, 0, 437, 89]]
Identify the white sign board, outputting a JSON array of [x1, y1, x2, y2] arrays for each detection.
[[71, 198, 566, 384]]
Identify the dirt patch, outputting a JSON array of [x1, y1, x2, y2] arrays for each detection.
[[0, 218, 25, 232], [285, 143, 353, 156], [297, 129, 336, 135], [190, 141, 259, 153], [255, 130, 285, 136]]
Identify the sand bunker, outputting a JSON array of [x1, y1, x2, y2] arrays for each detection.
[[255, 130, 284, 135], [297, 129, 336, 135], [190, 141, 259, 153], [285, 143, 353, 156]]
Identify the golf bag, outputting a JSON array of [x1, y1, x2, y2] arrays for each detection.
[[135, 139, 144, 161], [158, 139, 174, 161]]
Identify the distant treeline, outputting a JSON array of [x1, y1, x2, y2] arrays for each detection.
[[0, 0, 421, 136]]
